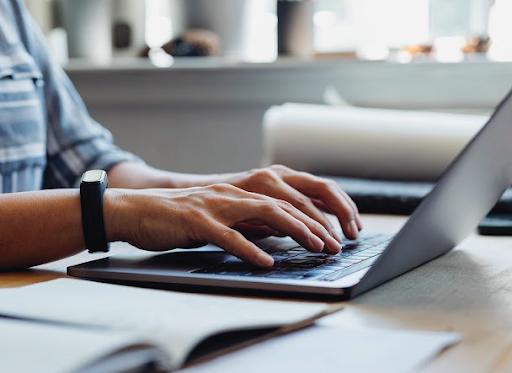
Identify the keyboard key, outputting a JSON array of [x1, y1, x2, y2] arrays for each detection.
[[301, 269, 334, 279], [193, 234, 392, 281]]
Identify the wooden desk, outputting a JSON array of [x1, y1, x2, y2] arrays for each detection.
[[2, 214, 512, 372]]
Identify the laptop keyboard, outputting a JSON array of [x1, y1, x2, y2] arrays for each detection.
[[192, 233, 392, 282]]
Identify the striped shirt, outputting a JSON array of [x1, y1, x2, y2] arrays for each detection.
[[0, 0, 139, 193]]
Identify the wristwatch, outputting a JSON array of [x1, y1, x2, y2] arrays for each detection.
[[80, 170, 110, 253]]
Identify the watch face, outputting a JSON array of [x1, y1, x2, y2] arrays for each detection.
[[82, 170, 106, 183]]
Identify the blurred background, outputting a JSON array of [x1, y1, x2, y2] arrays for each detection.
[[25, 0, 511, 63], [22, 0, 512, 175]]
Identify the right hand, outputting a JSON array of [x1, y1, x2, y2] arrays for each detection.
[[104, 184, 342, 267]]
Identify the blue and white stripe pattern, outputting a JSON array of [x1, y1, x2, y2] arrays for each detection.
[[0, 0, 140, 193]]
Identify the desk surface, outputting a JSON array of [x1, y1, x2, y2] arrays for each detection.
[[2, 214, 512, 372]]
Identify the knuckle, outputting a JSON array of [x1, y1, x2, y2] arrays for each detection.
[[315, 221, 329, 235], [260, 200, 280, 214], [325, 179, 338, 189], [302, 215, 323, 231], [345, 195, 360, 212], [343, 208, 356, 221], [318, 180, 333, 192], [296, 220, 310, 234], [348, 200, 359, 213], [277, 199, 294, 210], [253, 169, 277, 182], [221, 229, 239, 241], [209, 183, 237, 193], [295, 195, 311, 209], [269, 164, 289, 173], [208, 183, 225, 192]]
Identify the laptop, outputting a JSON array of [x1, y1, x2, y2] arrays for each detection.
[[68, 88, 512, 300]]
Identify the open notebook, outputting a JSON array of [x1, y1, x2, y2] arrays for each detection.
[[0, 279, 333, 372]]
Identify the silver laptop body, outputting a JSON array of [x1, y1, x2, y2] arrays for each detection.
[[68, 88, 512, 299]]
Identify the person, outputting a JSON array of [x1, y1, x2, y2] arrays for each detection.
[[0, 0, 362, 271]]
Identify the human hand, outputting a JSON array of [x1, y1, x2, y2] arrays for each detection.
[[104, 184, 342, 267], [221, 165, 363, 241]]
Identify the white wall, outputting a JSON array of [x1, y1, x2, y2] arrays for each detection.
[[66, 59, 512, 173]]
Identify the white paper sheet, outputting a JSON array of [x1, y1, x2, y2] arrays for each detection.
[[181, 325, 460, 373], [0, 318, 165, 373], [263, 103, 487, 180], [0, 279, 329, 369]]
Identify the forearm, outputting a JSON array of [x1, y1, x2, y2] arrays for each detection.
[[0, 162, 231, 270], [108, 162, 234, 189], [0, 189, 115, 271]]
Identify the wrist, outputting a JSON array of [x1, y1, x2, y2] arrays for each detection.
[[103, 189, 129, 242], [166, 172, 240, 188]]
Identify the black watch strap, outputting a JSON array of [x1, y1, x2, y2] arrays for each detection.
[[80, 170, 110, 253]]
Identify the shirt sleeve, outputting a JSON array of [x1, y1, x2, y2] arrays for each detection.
[[18, 5, 143, 189]]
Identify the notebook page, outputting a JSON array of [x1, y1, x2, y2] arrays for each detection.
[[0, 279, 329, 369], [0, 318, 170, 373], [181, 325, 460, 373]]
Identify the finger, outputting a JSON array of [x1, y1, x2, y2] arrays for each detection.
[[232, 192, 341, 254], [238, 220, 294, 238], [312, 196, 362, 233], [204, 220, 274, 267], [210, 188, 339, 252], [256, 178, 343, 243], [234, 222, 280, 239], [284, 173, 360, 240], [244, 200, 337, 254], [335, 185, 364, 231], [275, 200, 342, 254]]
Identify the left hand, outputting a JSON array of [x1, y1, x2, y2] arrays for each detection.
[[221, 165, 363, 242]]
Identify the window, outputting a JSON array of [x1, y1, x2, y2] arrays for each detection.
[[314, 0, 510, 62], [26, 0, 512, 64]]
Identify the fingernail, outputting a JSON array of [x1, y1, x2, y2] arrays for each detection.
[[356, 218, 364, 231], [256, 252, 274, 267], [350, 221, 359, 238], [308, 235, 325, 252]]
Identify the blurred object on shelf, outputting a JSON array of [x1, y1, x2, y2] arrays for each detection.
[[392, 35, 489, 63], [314, 51, 358, 60], [403, 44, 433, 56], [356, 43, 390, 61], [25, 0, 510, 65], [312, 0, 497, 63], [111, 0, 146, 58], [390, 43, 432, 63], [59, 0, 112, 63], [162, 30, 220, 57], [140, 29, 220, 58], [462, 36, 490, 54], [277, 0, 314, 58], [263, 103, 487, 181], [145, 48, 174, 68], [169, 0, 271, 60]]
